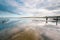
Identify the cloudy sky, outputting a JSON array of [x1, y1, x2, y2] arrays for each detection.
[[0, 0, 60, 17]]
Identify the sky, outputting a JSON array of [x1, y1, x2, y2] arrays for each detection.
[[0, 0, 60, 17]]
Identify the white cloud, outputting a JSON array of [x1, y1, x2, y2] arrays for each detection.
[[0, 0, 60, 17], [23, 0, 60, 16], [0, 11, 20, 17]]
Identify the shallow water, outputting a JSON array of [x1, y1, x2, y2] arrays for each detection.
[[0, 17, 60, 40]]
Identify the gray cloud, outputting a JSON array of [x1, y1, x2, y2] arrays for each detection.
[[46, 5, 60, 10], [36, 0, 60, 10], [0, 0, 60, 16]]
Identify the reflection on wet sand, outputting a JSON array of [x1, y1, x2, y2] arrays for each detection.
[[8, 27, 43, 40], [0, 18, 60, 40]]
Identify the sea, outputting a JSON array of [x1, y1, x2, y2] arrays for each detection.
[[0, 17, 60, 40]]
